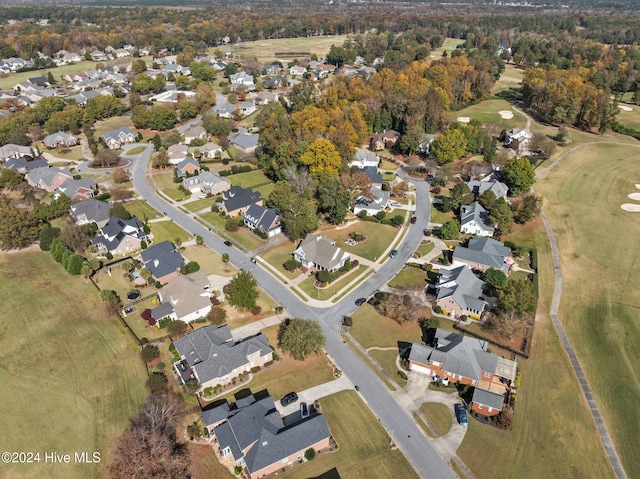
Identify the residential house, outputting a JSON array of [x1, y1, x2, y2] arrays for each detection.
[[239, 100, 256, 116], [254, 91, 279, 106], [220, 186, 262, 217], [25, 167, 73, 192], [168, 144, 189, 164], [293, 234, 350, 272], [155, 270, 212, 323], [43, 131, 78, 149], [263, 76, 285, 90], [89, 50, 107, 62], [191, 142, 222, 159], [230, 128, 259, 154], [349, 148, 379, 169], [149, 90, 196, 103], [229, 71, 255, 91], [243, 204, 281, 237], [103, 126, 137, 149], [173, 325, 273, 390], [434, 265, 486, 318], [0, 57, 33, 72], [505, 127, 533, 153], [466, 179, 509, 201], [139, 240, 185, 283], [184, 125, 207, 144], [204, 393, 331, 479], [408, 328, 517, 416], [289, 65, 307, 76], [115, 48, 130, 58], [357, 166, 382, 188], [4, 156, 47, 173], [176, 157, 201, 178], [369, 130, 401, 151], [91, 216, 148, 256], [353, 185, 389, 216], [418, 133, 437, 155], [452, 237, 513, 273], [459, 202, 495, 237], [216, 103, 237, 119], [56, 177, 97, 201], [0, 144, 32, 162], [183, 171, 231, 195], [68, 87, 113, 106], [264, 63, 283, 75], [69, 198, 111, 227]]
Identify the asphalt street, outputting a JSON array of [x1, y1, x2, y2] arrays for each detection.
[[129, 145, 453, 478]]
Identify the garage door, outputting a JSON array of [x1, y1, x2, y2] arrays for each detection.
[[411, 364, 431, 375]]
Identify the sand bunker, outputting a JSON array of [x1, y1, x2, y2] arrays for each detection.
[[457, 117, 471, 123], [621, 204, 640, 212], [499, 110, 514, 119], [628, 193, 640, 201], [636, 184, 640, 190], [619, 105, 633, 112]]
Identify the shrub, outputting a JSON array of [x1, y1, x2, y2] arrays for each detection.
[[225, 216, 239, 232], [264, 360, 274, 368], [155, 280, 162, 288], [140, 240, 147, 249], [304, 448, 316, 461], [433, 305, 442, 314], [105, 252, 113, 260], [250, 366, 261, 373], [283, 259, 301, 271], [398, 371, 408, 380], [146, 373, 168, 393], [250, 305, 262, 315], [234, 466, 243, 475], [140, 344, 160, 363], [343, 316, 353, 327], [275, 306, 283, 314], [158, 317, 172, 329], [530, 248, 538, 271]]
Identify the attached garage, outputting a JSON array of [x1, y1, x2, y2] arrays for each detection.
[[410, 362, 431, 376]]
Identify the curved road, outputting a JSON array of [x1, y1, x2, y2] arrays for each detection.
[[128, 145, 454, 479]]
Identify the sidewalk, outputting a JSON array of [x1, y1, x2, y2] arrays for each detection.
[[230, 314, 283, 341]]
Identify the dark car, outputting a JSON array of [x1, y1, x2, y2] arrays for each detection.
[[456, 404, 468, 426], [389, 249, 398, 259], [250, 257, 257, 264], [355, 297, 366, 306], [280, 392, 298, 406], [411, 216, 417, 224], [300, 402, 310, 419], [223, 240, 232, 247]]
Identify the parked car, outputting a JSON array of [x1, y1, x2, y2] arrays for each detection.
[[224, 240, 232, 247], [389, 249, 398, 258], [390, 201, 402, 207], [300, 402, 310, 419], [355, 297, 366, 306], [198, 193, 206, 199], [456, 404, 468, 426], [250, 257, 257, 264], [411, 216, 417, 224], [281, 392, 298, 406]]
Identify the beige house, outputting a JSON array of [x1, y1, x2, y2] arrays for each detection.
[[293, 234, 350, 272]]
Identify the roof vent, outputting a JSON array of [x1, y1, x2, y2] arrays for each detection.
[[262, 441, 268, 447]]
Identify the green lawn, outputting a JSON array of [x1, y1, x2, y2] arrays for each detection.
[[94, 116, 137, 140], [0, 252, 147, 479], [350, 304, 423, 349], [261, 239, 299, 279], [225, 169, 272, 189], [369, 349, 406, 387], [223, 288, 280, 328], [198, 211, 266, 250], [454, 99, 527, 130], [124, 199, 162, 221], [430, 37, 464, 59], [126, 146, 146, 155], [150, 220, 191, 244], [388, 267, 427, 289], [92, 264, 140, 300], [282, 391, 419, 479], [184, 197, 215, 213], [181, 245, 237, 277], [322, 221, 400, 261], [219, 35, 350, 63], [41, 144, 85, 161], [254, 182, 275, 200], [379, 159, 398, 170], [298, 265, 367, 301], [416, 241, 435, 257], [616, 105, 640, 131], [430, 204, 454, 224], [151, 170, 191, 201], [122, 297, 168, 341], [420, 403, 452, 437]]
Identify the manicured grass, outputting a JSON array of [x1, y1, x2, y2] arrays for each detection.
[[350, 304, 423, 349], [126, 146, 146, 155], [369, 349, 405, 387], [533, 141, 640, 478], [616, 105, 640, 131], [430, 205, 454, 224], [151, 170, 191, 201], [379, 159, 398, 170], [382, 171, 396, 182], [181, 245, 237, 277], [388, 267, 427, 289], [0, 252, 147, 479], [454, 99, 527, 130], [92, 263, 141, 300], [124, 199, 162, 220], [219, 35, 350, 63], [0, 61, 97, 90], [41, 144, 85, 161], [261, 239, 299, 280], [322, 221, 399, 261], [198, 211, 266, 250], [430, 37, 464, 59], [150, 219, 191, 244], [216, 324, 334, 403], [420, 403, 452, 437], [225, 169, 272, 189], [254, 182, 275, 200], [298, 265, 367, 300], [123, 297, 168, 341], [188, 443, 234, 479], [282, 390, 419, 479], [223, 288, 280, 328], [416, 241, 435, 257], [93, 116, 136, 140], [184, 197, 215, 213]]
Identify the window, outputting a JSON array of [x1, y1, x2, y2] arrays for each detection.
[[484, 371, 491, 378], [222, 447, 231, 457]]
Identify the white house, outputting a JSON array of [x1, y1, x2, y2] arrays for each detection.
[[157, 271, 212, 323], [349, 148, 379, 169], [459, 202, 495, 237]]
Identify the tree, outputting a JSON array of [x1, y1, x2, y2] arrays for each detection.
[[92, 149, 119, 168], [151, 149, 169, 169], [141, 344, 160, 363], [140, 267, 152, 280], [477, 189, 497, 212], [513, 193, 541, 224], [146, 373, 169, 393], [202, 113, 230, 136], [110, 203, 132, 220], [189, 61, 216, 81], [497, 279, 537, 316], [449, 182, 473, 211], [374, 293, 419, 323], [299, 138, 343, 177], [502, 157, 535, 194], [65, 253, 85, 275], [0, 168, 24, 187], [183, 379, 201, 395], [440, 219, 460, 240], [484, 267, 507, 289], [489, 199, 514, 235], [182, 261, 200, 274], [38, 225, 60, 251], [399, 124, 425, 156], [226, 271, 259, 310], [167, 320, 188, 336], [206, 307, 227, 325], [100, 289, 122, 316], [112, 167, 131, 184], [430, 129, 467, 165], [279, 318, 326, 360], [225, 216, 240, 232], [132, 59, 147, 74]]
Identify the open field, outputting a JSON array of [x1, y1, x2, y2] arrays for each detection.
[[123, 199, 162, 220], [282, 390, 419, 479], [430, 37, 464, 59], [350, 304, 423, 349], [151, 170, 190, 201], [150, 219, 191, 244], [420, 403, 452, 437], [492, 63, 525, 94], [220, 35, 351, 63], [0, 252, 147, 479], [298, 265, 367, 301], [322, 221, 399, 261], [534, 141, 640, 478], [457, 212, 615, 479]]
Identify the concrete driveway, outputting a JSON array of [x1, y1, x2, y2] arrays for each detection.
[[275, 374, 354, 416]]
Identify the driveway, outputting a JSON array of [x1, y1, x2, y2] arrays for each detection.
[[275, 374, 354, 416]]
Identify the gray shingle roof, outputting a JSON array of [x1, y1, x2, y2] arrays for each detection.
[[359, 166, 382, 184], [222, 186, 262, 213], [453, 237, 511, 272], [69, 198, 110, 224], [150, 302, 174, 321], [460, 201, 495, 235], [4, 157, 47, 172], [159, 270, 210, 321], [294, 234, 349, 271], [436, 265, 486, 314], [466, 180, 509, 199], [472, 388, 505, 411], [244, 204, 280, 233], [91, 216, 146, 252], [44, 131, 77, 147], [139, 240, 184, 280]]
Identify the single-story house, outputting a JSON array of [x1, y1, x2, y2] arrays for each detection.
[[434, 265, 486, 318], [466, 180, 509, 201], [4, 156, 47, 174], [243, 204, 281, 237], [69, 198, 110, 227], [156, 270, 211, 323], [293, 234, 350, 272], [184, 125, 207, 144], [408, 328, 517, 416], [349, 148, 379, 169], [91, 216, 148, 256], [103, 126, 137, 149], [452, 237, 512, 273], [44, 131, 78, 148], [139, 240, 185, 283], [353, 185, 389, 216], [167, 144, 188, 164], [173, 324, 272, 389], [230, 128, 259, 154], [220, 186, 262, 217], [176, 157, 201, 178], [205, 393, 331, 479], [369, 130, 400, 151], [459, 202, 495, 237], [25, 166, 73, 192], [183, 171, 231, 195]]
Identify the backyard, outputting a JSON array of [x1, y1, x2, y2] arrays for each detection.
[[0, 251, 147, 479], [282, 390, 419, 479]]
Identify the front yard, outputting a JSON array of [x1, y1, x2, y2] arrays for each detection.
[[298, 264, 368, 301], [152, 170, 191, 201], [150, 219, 191, 244], [199, 211, 266, 250], [260, 239, 299, 280], [124, 199, 162, 221], [322, 221, 400, 261], [181, 245, 237, 277], [388, 267, 427, 289], [350, 304, 423, 349]]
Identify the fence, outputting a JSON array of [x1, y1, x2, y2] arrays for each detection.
[[453, 323, 530, 359]]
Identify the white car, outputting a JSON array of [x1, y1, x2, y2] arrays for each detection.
[[198, 194, 206, 199], [390, 201, 402, 207]]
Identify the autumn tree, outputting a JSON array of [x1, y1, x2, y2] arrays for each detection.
[[112, 167, 131, 184], [299, 138, 343, 177], [141, 344, 160, 363], [278, 318, 326, 360], [374, 293, 419, 324], [430, 128, 467, 165], [206, 307, 227, 325], [226, 271, 259, 310]]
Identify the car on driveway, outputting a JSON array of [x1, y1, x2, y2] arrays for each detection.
[[280, 392, 298, 406], [355, 297, 366, 306], [455, 404, 468, 426], [390, 201, 402, 207], [300, 402, 310, 419], [223, 240, 232, 247], [389, 249, 398, 258]]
